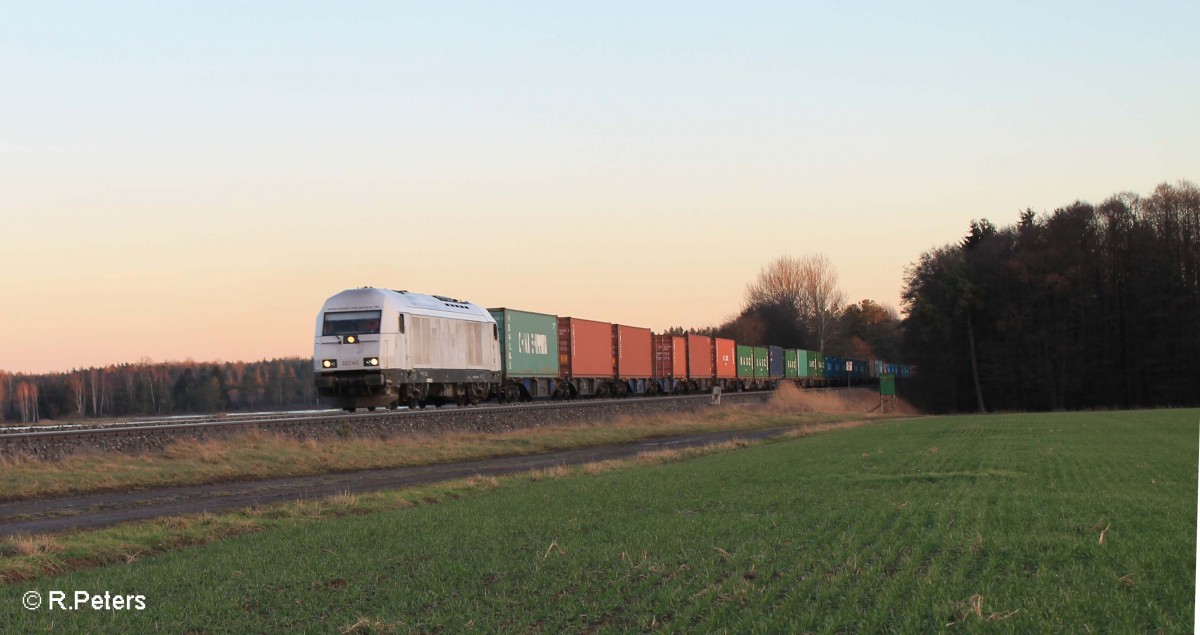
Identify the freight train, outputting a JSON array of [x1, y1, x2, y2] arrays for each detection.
[[314, 287, 912, 411]]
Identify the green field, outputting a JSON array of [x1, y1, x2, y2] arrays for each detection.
[[5, 410, 1196, 633]]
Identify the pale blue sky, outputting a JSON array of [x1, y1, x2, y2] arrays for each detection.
[[2, 2, 1196, 373]]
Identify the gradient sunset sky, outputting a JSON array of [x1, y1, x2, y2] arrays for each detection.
[[3, 2, 1196, 374]]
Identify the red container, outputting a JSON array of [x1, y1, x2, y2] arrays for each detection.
[[614, 325, 653, 379], [712, 337, 737, 379], [653, 335, 687, 378], [686, 334, 712, 380], [558, 317, 614, 378]]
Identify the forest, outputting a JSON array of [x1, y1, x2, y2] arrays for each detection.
[[680, 181, 1198, 413], [901, 181, 1198, 412], [0, 359, 316, 423]]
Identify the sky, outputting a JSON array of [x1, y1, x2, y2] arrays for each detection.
[[2, 1, 1197, 374]]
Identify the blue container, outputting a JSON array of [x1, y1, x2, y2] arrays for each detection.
[[825, 356, 846, 380], [768, 345, 785, 378]]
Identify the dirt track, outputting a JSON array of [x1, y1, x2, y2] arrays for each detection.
[[0, 426, 792, 537]]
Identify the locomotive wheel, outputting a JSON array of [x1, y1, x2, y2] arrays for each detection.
[[406, 396, 418, 410], [367, 406, 377, 412]]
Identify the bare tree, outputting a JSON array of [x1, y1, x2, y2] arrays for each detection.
[[743, 253, 846, 351], [88, 369, 99, 416], [798, 254, 845, 351], [67, 373, 86, 416], [0, 372, 8, 422], [15, 381, 38, 423], [745, 255, 807, 311]]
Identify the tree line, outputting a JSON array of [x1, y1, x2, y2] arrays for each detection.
[[901, 181, 1199, 412], [668, 254, 904, 363], [0, 359, 316, 423], [11, 182, 1190, 423]]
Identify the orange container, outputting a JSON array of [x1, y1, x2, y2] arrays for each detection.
[[614, 325, 653, 379], [653, 335, 687, 379], [558, 317, 615, 378], [712, 337, 737, 379], [687, 334, 713, 379]]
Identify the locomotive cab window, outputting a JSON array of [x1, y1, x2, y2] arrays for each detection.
[[322, 310, 382, 336]]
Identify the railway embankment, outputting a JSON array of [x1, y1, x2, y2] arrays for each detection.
[[1, 391, 777, 461]]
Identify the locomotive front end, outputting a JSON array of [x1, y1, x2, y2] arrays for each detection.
[[314, 290, 397, 411]]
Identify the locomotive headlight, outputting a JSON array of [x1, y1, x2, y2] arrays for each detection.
[[345, 335, 358, 344], [321, 359, 337, 369], [364, 357, 380, 367]]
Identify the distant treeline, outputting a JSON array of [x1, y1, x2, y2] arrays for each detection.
[[902, 181, 1199, 412], [666, 253, 904, 365], [0, 359, 316, 423]]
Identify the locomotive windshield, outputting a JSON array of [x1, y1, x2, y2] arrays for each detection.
[[322, 310, 382, 336]]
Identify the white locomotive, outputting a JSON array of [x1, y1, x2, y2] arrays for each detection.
[[313, 287, 501, 411]]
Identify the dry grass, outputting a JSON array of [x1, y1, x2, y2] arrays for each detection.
[[528, 465, 572, 481], [163, 438, 230, 464], [946, 594, 1021, 627], [0, 389, 915, 502], [581, 459, 625, 475], [461, 475, 500, 490], [784, 420, 869, 438], [635, 438, 759, 466], [340, 617, 403, 634], [8, 534, 64, 556], [767, 382, 921, 415]]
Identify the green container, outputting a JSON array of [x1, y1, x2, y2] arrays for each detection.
[[753, 347, 769, 378], [736, 345, 755, 378], [488, 308, 559, 377], [797, 350, 811, 378], [785, 350, 799, 378], [810, 351, 825, 378]]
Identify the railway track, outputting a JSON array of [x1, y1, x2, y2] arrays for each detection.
[[0, 390, 779, 459], [0, 409, 343, 435]]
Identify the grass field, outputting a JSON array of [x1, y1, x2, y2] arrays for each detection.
[[4, 409, 1196, 633]]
